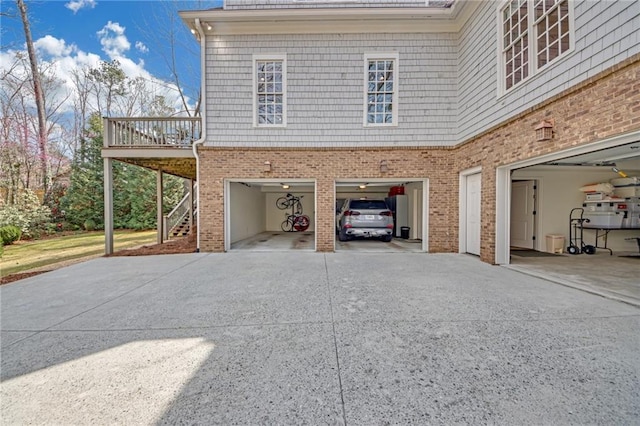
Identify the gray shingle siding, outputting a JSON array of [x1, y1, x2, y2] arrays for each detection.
[[205, 0, 640, 147], [206, 32, 457, 147]]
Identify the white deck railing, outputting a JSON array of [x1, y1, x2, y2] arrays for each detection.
[[104, 117, 201, 148]]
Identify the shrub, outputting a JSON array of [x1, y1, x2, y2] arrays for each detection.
[[83, 219, 97, 231], [0, 189, 52, 238], [0, 225, 22, 245], [0, 242, 3, 258]]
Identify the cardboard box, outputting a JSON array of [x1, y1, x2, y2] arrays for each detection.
[[585, 192, 605, 201]]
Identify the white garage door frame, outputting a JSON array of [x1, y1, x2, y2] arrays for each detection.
[[224, 178, 317, 252], [333, 178, 430, 252], [459, 166, 482, 254], [495, 130, 640, 265]]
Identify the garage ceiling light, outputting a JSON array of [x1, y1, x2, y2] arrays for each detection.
[[359, 184, 367, 189], [281, 184, 290, 189]]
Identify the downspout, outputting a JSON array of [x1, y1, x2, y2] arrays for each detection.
[[192, 17, 207, 252]]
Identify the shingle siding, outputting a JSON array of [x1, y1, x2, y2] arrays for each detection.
[[203, 0, 639, 149], [455, 0, 640, 143], [205, 33, 458, 147]]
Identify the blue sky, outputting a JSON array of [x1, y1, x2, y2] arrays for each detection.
[[1, 0, 222, 113]]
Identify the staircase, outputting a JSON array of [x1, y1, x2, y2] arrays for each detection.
[[163, 183, 198, 241], [170, 215, 192, 238]]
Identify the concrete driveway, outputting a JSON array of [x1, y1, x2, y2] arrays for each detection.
[[1, 253, 639, 425]]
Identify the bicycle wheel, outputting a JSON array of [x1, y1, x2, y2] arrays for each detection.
[[293, 215, 310, 232], [276, 197, 289, 210], [281, 216, 294, 232]]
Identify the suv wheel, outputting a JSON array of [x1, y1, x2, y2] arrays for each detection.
[[338, 229, 350, 242], [381, 235, 392, 242]]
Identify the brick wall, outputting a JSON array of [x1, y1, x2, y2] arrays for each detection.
[[456, 56, 640, 263], [198, 147, 456, 252], [198, 56, 640, 261]]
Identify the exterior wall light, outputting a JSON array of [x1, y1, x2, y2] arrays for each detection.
[[263, 161, 271, 172], [535, 119, 554, 141], [380, 160, 389, 173]]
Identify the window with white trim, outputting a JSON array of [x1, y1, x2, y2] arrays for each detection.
[[500, 0, 572, 92], [364, 53, 398, 126], [254, 55, 286, 127]]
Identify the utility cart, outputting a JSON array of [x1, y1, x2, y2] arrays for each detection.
[[567, 208, 596, 255]]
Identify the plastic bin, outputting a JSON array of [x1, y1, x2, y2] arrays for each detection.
[[400, 226, 410, 239], [546, 234, 565, 254]]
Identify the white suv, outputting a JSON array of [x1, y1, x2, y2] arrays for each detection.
[[336, 199, 394, 242]]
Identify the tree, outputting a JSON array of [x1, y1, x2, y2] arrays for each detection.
[[1, 53, 71, 202], [16, 0, 50, 194], [137, 1, 223, 117], [88, 60, 127, 117], [62, 113, 185, 231]]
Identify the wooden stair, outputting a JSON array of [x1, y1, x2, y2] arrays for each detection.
[[170, 216, 191, 238]]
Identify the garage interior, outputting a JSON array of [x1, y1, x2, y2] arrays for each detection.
[[506, 139, 640, 305], [335, 179, 426, 252], [227, 180, 316, 251], [226, 179, 427, 252]]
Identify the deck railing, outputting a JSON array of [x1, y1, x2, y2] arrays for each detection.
[[104, 117, 201, 148]]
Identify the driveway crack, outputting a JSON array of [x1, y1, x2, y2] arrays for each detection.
[[324, 254, 348, 426]]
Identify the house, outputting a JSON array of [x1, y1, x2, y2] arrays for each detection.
[[102, 0, 640, 264]]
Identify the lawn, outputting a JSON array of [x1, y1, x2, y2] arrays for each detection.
[[0, 230, 156, 278]]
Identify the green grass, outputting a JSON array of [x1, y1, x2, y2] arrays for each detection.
[[0, 230, 156, 278]]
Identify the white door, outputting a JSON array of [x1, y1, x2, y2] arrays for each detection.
[[465, 173, 481, 255], [411, 187, 422, 239], [511, 180, 536, 249]]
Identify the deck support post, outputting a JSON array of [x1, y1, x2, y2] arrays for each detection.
[[157, 169, 164, 245], [104, 157, 114, 255]]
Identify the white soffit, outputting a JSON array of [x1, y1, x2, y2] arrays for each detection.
[[180, 1, 479, 35]]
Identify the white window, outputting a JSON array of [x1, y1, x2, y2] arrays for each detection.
[[500, 0, 572, 93], [364, 53, 399, 126], [253, 54, 286, 127], [534, 0, 571, 69]]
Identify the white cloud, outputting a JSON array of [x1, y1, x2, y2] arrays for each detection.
[[135, 41, 149, 54], [34, 35, 76, 57], [97, 21, 130, 58], [65, 0, 97, 14], [0, 34, 194, 117]]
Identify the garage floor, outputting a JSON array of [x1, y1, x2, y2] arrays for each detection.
[[336, 237, 423, 252], [507, 250, 640, 306], [230, 231, 315, 250], [230, 232, 423, 252]]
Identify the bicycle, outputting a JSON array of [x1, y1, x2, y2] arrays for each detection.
[[276, 193, 303, 215], [281, 213, 310, 232]]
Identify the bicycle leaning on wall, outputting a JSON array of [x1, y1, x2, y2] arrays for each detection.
[[276, 193, 310, 232]]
